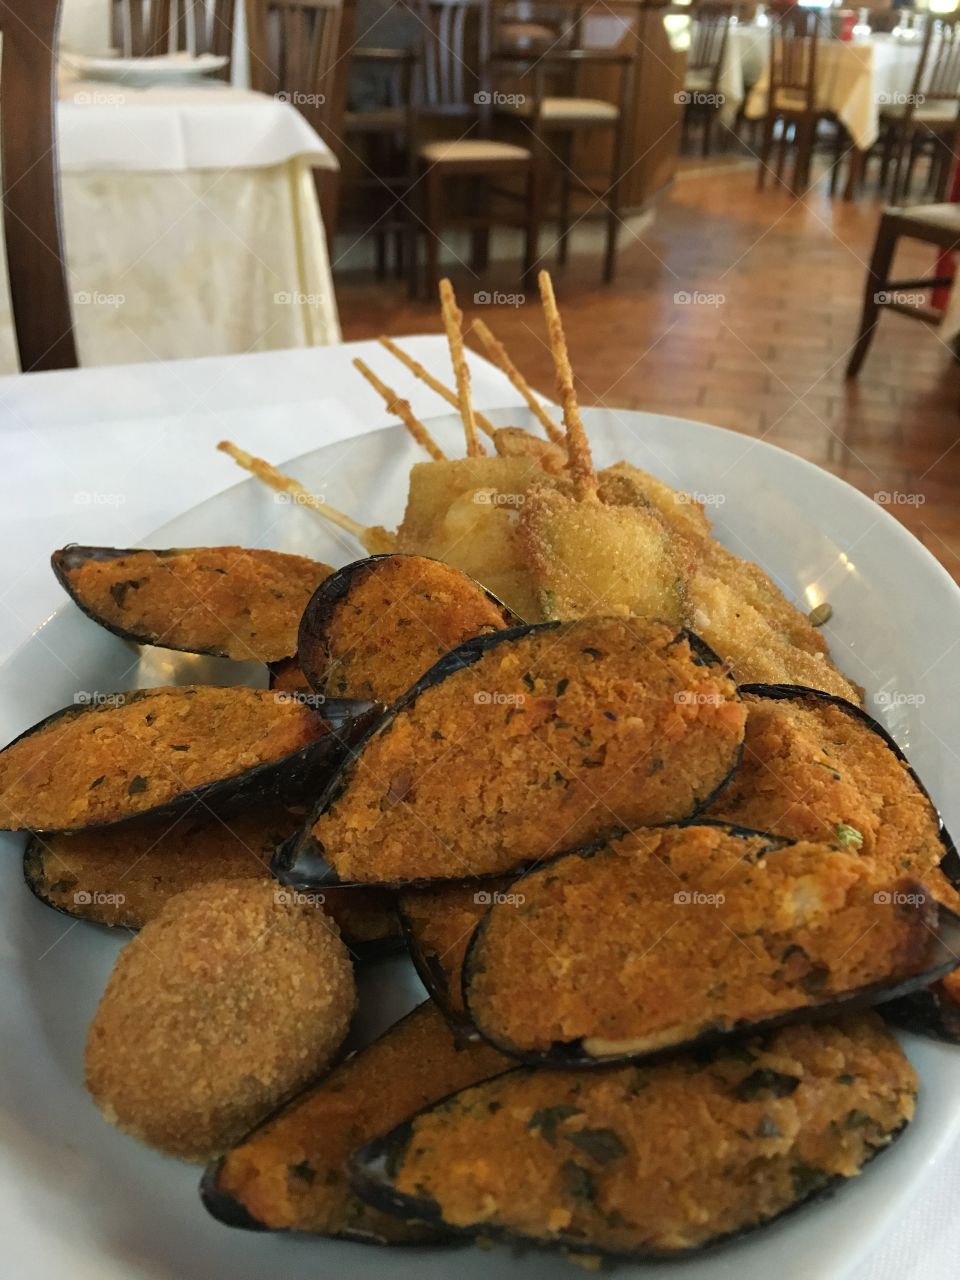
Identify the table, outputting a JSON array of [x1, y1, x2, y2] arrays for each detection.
[[0, 76, 341, 375], [745, 33, 924, 152], [0, 340, 958, 1279], [716, 22, 769, 127]]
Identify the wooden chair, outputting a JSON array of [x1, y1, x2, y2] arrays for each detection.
[[342, 47, 416, 278], [0, 0, 77, 372], [757, 7, 844, 197], [246, 0, 356, 237], [683, 4, 733, 157], [112, 1, 236, 72], [846, 204, 960, 377], [409, 0, 540, 298], [878, 17, 960, 204], [491, 0, 637, 282]]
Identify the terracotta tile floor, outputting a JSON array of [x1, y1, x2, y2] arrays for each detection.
[[336, 154, 960, 581]]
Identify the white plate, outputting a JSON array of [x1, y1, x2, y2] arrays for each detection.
[[2, 407, 959, 1280], [66, 52, 229, 86]]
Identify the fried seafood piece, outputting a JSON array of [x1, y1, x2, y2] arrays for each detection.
[[23, 807, 399, 948], [297, 554, 515, 703], [287, 618, 746, 885], [463, 823, 957, 1064], [52, 545, 332, 662], [705, 689, 950, 883], [202, 1001, 509, 1240], [350, 1014, 917, 1259], [85, 880, 356, 1161], [597, 461, 713, 539]]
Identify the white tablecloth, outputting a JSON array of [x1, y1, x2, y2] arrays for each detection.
[[0, 340, 958, 1276], [745, 34, 924, 150], [0, 79, 341, 374], [716, 23, 769, 126]]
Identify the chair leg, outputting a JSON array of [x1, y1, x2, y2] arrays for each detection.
[[829, 123, 844, 197], [846, 215, 899, 378], [522, 156, 542, 290], [422, 166, 442, 301], [775, 119, 790, 189], [556, 132, 573, 266], [757, 113, 775, 189], [701, 109, 714, 158]]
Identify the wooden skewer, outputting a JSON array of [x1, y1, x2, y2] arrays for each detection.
[[377, 336, 498, 441], [439, 278, 484, 457], [537, 271, 597, 501], [217, 440, 395, 552], [470, 318, 565, 446], [353, 358, 447, 462]]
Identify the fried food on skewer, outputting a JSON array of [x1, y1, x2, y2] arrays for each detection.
[[352, 359, 447, 462], [377, 337, 498, 441], [217, 442, 395, 554], [439, 279, 484, 458], [470, 318, 564, 446], [538, 271, 597, 502]]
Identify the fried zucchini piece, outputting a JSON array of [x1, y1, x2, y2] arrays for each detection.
[[395, 456, 570, 618], [279, 619, 746, 886], [350, 1013, 916, 1259], [598, 461, 712, 539], [705, 687, 952, 883], [517, 486, 686, 624], [202, 1001, 509, 1240], [463, 823, 959, 1065], [297, 554, 516, 703], [685, 539, 861, 700], [23, 809, 400, 952], [492, 427, 566, 474], [86, 880, 356, 1161], [0, 686, 369, 833], [398, 879, 514, 1034], [52, 545, 333, 662]]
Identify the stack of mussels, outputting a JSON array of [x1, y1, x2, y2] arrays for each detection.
[[2, 543, 960, 1264]]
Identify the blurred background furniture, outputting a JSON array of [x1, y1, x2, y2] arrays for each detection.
[[682, 3, 732, 156], [408, 0, 539, 297], [0, 0, 78, 372], [111, 0, 235, 71], [492, 0, 637, 281], [847, 202, 960, 376]]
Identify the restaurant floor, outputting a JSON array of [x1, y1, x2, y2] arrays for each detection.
[[337, 153, 960, 584]]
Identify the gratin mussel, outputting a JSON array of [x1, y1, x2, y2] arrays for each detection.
[[52, 544, 332, 663], [0, 686, 378, 833], [275, 617, 748, 888], [349, 1014, 916, 1261]]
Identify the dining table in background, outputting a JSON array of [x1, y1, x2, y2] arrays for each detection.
[[716, 21, 769, 129], [0, 68, 341, 375]]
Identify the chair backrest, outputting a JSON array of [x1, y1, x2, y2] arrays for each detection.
[[689, 5, 732, 77], [112, 1, 236, 66], [769, 6, 822, 109], [915, 16, 960, 105], [494, 1, 584, 54], [247, 0, 344, 132], [415, 0, 492, 117], [0, 0, 78, 372]]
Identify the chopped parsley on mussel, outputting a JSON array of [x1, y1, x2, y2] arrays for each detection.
[[52, 544, 333, 662], [349, 1014, 917, 1260], [276, 618, 747, 887]]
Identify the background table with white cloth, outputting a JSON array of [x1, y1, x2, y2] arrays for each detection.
[[0, 76, 341, 374], [716, 23, 769, 128], [745, 34, 925, 152]]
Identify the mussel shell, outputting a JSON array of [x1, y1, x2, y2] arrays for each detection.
[[459, 821, 960, 1068], [739, 683, 959, 876], [296, 553, 519, 697], [2, 691, 380, 834], [348, 1078, 910, 1262], [274, 622, 741, 889]]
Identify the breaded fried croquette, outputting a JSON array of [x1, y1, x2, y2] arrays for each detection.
[[85, 880, 356, 1160]]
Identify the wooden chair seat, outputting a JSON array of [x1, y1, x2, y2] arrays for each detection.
[[888, 202, 960, 235], [500, 95, 619, 123], [418, 137, 530, 163], [879, 102, 960, 127], [772, 87, 811, 113]]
